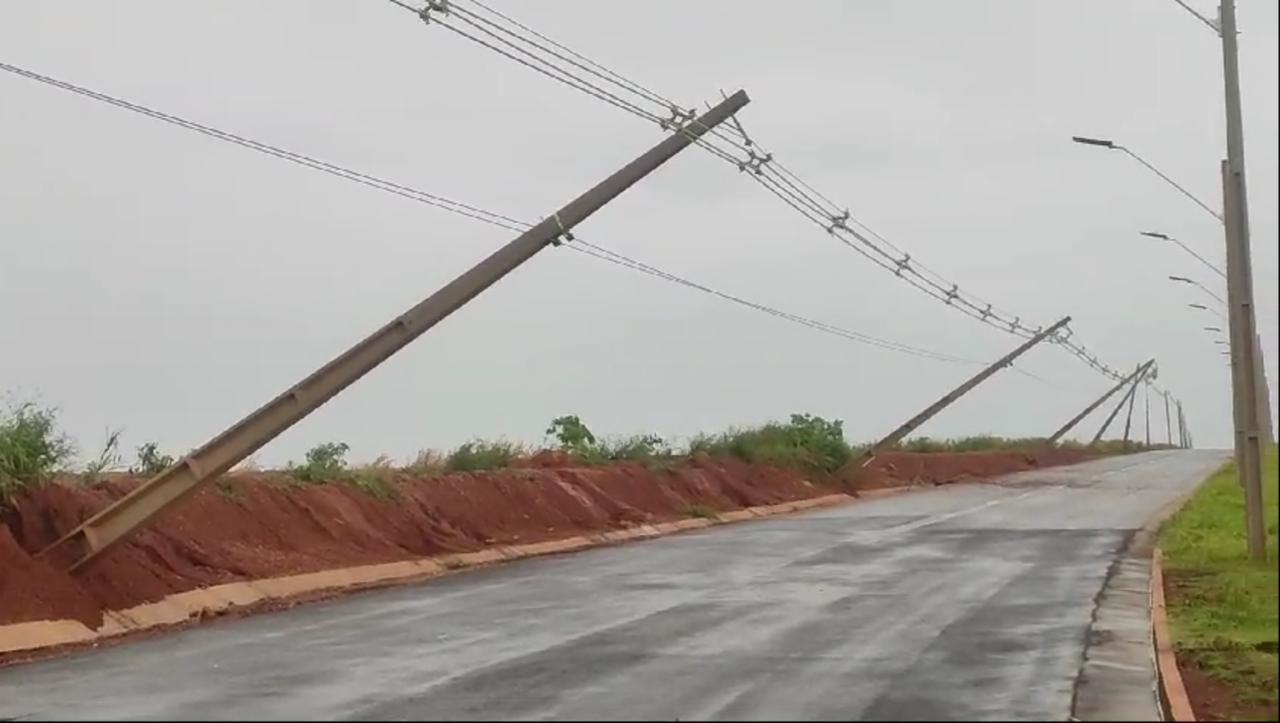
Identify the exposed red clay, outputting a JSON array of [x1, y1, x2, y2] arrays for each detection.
[[0, 449, 1097, 628], [852, 449, 1097, 490]]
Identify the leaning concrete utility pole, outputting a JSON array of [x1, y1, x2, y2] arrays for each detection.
[[40, 90, 751, 572], [1048, 360, 1154, 445], [1163, 390, 1174, 446], [1091, 363, 1150, 446], [850, 317, 1071, 468]]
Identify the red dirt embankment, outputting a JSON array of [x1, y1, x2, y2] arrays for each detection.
[[0, 449, 1095, 629], [855, 448, 1095, 489]]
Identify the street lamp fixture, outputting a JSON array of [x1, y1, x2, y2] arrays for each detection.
[[1071, 135, 1116, 148], [1072, 136, 1224, 222]]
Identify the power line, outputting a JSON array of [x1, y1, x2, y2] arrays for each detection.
[[0, 58, 1000, 371], [400, 0, 1130, 382]]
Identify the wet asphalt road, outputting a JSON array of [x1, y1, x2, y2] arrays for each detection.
[[0, 449, 1226, 721]]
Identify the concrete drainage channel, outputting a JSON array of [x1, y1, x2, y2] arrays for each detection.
[[1072, 494, 1196, 722]]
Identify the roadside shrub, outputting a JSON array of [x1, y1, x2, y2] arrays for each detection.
[[348, 456, 398, 499], [132, 441, 175, 476], [601, 433, 671, 462], [83, 428, 124, 478], [896, 436, 1054, 453], [406, 448, 447, 476], [546, 415, 598, 457], [446, 439, 523, 472], [0, 401, 75, 501], [289, 441, 351, 483], [689, 413, 852, 475]]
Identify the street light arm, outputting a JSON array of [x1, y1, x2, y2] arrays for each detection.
[[1142, 231, 1228, 278], [1119, 147, 1225, 222], [1171, 0, 1222, 35], [1169, 275, 1227, 305], [1190, 279, 1226, 305], [1169, 236, 1228, 279]]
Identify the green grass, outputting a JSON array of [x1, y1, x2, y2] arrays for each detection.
[[688, 414, 853, 475], [680, 503, 718, 520], [891, 435, 1159, 455], [0, 401, 75, 503], [1159, 447, 1279, 719], [445, 439, 525, 472]]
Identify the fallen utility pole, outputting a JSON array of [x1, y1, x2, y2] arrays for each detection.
[[1090, 362, 1151, 446], [1048, 360, 1154, 445], [849, 317, 1070, 468], [41, 90, 751, 572]]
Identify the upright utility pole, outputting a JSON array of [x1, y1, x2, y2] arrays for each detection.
[[1177, 401, 1188, 449], [851, 318, 1070, 467], [1122, 375, 1141, 447], [1144, 382, 1152, 447], [1219, 0, 1267, 560], [41, 90, 751, 572], [1223, 153, 1266, 557], [1257, 334, 1275, 446]]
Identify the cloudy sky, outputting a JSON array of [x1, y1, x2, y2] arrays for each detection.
[[1, 0, 1276, 466]]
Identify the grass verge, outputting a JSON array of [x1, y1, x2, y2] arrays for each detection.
[[1158, 446, 1278, 721]]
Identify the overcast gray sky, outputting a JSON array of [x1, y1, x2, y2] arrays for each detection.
[[2, 1, 1276, 466]]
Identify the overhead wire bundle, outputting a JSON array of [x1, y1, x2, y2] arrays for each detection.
[[387, 0, 1131, 384], [0, 60, 994, 370]]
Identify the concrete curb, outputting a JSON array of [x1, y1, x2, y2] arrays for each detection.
[[1071, 479, 1205, 722], [1, 491, 882, 657], [1151, 549, 1196, 722]]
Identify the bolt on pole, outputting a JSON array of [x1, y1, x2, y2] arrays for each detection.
[[1048, 360, 1154, 445], [849, 317, 1071, 468], [1091, 363, 1150, 446], [40, 90, 751, 572]]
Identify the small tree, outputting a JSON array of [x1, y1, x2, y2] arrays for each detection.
[[546, 415, 598, 456], [289, 441, 351, 483], [132, 442, 175, 476]]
